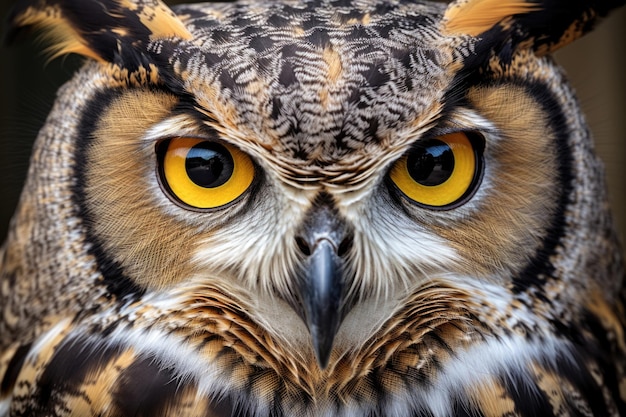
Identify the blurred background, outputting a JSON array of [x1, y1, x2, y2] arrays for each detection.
[[0, 1, 624, 253]]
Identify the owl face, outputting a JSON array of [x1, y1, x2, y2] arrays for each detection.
[[67, 0, 570, 363], [2, 0, 625, 415]]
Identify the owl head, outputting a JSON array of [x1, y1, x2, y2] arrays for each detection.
[[5, 0, 624, 377]]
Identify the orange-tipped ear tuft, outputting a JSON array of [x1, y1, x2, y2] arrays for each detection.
[[9, 3, 104, 62], [6, 0, 192, 63], [442, 0, 624, 55], [118, 0, 192, 42], [443, 0, 538, 37]]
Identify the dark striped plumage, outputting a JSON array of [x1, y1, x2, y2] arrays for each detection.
[[1, 0, 625, 415]]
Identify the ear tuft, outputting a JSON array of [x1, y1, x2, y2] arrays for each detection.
[[443, 0, 625, 55], [119, 0, 193, 42], [6, 2, 103, 61], [443, 0, 538, 38], [6, 0, 192, 63]]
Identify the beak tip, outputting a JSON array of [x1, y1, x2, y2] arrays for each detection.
[[311, 327, 334, 370], [297, 236, 348, 371], [316, 354, 331, 370]]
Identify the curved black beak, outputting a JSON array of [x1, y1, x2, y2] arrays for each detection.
[[301, 238, 344, 368], [295, 195, 352, 369]]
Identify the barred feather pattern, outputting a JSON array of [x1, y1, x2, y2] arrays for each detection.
[[1, 0, 625, 415]]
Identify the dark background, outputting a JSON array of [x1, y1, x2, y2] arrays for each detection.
[[0, 1, 624, 252]]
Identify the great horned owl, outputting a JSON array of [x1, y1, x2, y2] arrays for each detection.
[[1, 0, 625, 415]]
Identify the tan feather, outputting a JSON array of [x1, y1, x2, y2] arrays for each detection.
[[442, 0, 538, 36]]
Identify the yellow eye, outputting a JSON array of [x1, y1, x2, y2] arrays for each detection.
[[389, 132, 483, 209], [158, 137, 254, 209]]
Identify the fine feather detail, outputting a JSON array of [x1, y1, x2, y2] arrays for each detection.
[[7, 0, 192, 62], [9, 4, 104, 62], [442, 0, 626, 55], [442, 0, 538, 37]]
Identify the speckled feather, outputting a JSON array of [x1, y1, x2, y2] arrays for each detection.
[[1, 0, 625, 416]]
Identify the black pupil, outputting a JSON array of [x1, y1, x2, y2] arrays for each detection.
[[407, 139, 455, 186], [185, 142, 234, 188]]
